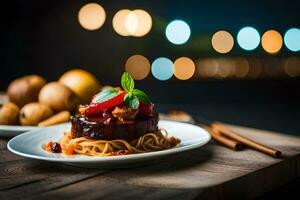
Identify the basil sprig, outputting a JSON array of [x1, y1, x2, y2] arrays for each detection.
[[91, 87, 120, 104], [121, 72, 151, 109]]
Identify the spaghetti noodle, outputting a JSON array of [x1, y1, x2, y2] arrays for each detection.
[[58, 129, 180, 156]]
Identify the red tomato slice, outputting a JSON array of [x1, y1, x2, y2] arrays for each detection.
[[80, 92, 125, 115]]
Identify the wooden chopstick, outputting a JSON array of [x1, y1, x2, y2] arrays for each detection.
[[211, 122, 281, 158], [207, 127, 243, 151]]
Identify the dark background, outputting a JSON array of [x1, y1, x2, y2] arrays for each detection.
[[0, 0, 300, 136], [1, 1, 300, 197]]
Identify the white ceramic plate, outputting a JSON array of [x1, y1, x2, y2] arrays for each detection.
[[0, 123, 68, 137], [7, 120, 211, 168], [0, 125, 40, 137]]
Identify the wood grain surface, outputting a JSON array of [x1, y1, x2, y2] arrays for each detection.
[[0, 125, 299, 200], [0, 93, 300, 199]]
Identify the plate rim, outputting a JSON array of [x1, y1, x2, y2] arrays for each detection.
[[0, 123, 69, 137], [0, 125, 39, 131], [7, 120, 211, 163]]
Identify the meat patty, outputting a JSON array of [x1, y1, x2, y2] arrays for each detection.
[[70, 113, 158, 142]]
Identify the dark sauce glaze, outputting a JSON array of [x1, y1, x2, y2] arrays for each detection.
[[70, 113, 158, 142]]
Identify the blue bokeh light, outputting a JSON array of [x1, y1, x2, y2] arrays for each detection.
[[237, 27, 260, 51], [151, 57, 173, 80], [165, 20, 191, 45], [284, 28, 300, 52]]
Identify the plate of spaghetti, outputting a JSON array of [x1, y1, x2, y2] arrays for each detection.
[[7, 73, 211, 168]]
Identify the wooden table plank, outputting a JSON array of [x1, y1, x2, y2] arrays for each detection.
[[0, 158, 108, 199], [0, 90, 300, 199], [28, 150, 299, 200], [29, 175, 201, 200], [0, 125, 300, 199], [0, 139, 23, 163], [95, 125, 300, 189], [33, 125, 300, 200]]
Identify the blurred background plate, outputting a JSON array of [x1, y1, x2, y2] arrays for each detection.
[[0, 125, 40, 137]]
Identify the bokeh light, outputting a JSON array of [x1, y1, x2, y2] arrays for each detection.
[[166, 20, 191, 45], [113, 9, 152, 37], [173, 57, 195, 80], [216, 58, 234, 78], [261, 30, 283, 54], [151, 57, 173, 80], [263, 58, 283, 78], [125, 55, 151, 80], [233, 58, 249, 78], [211, 30, 234, 53], [197, 59, 219, 78], [197, 58, 264, 79], [247, 58, 262, 78], [125, 9, 152, 37], [284, 57, 300, 77], [284, 28, 300, 52], [237, 27, 260, 50], [113, 9, 131, 36], [78, 3, 106, 31], [124, 12, 138, 36]]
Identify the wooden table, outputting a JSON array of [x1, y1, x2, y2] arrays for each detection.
[[1, 94, 300, 199], [0, 124, 299, 199]]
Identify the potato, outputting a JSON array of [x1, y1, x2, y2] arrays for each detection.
[[39, 82, 79, 112], [59, 69, 100, 103], [7, 75, 46, 107], [0, 102, 20, 125], [19, 103, 54, 126]]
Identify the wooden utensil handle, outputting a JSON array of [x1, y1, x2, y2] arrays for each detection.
[[207, 127, 243, 150], [212, 122, 281, 158]]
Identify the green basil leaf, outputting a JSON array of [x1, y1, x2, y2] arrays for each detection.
[[133, 89, 151, 104], [124, 94, 139, 109], [121, 72, 134, 92], [91, 88, 120, 103]]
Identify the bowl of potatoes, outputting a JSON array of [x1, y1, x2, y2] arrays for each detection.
[[0, 69, 100, 137]]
